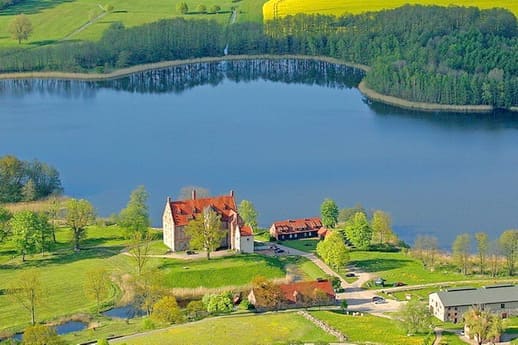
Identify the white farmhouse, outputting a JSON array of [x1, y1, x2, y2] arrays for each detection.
[[429, 285, 518, 323]]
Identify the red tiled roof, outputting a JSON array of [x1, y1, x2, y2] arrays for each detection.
[[240, 225, 253, 236], [279, 280, 335, 303], [169, 195, 237, 226], [272, 217, 322, 234], [317, 227, 329, 236]]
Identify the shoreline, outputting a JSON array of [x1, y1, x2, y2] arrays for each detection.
[[0, 54, 515, 114]]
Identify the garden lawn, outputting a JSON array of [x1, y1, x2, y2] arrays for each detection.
[[350, 251, 465, 286], [439, 331, 466, 345], [278, 238, 319, 253], [0, 0, 266, 48], [160, 254, 288, 288], [114, 312, 336, 345], [310, 311, 426, 345], [263, 0, 518, 21], [0, 225, 134, 332]]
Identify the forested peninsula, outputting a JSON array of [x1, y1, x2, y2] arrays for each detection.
[[0, 5, 516, 110]]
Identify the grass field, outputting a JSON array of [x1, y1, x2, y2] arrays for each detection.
[[0, 0, 265, 48], [349, 251, 466, 286], [0, 224, 324, 332], [278, 238, 319, 253], [263, 0, 518, 21], [113, 312, 336, 345], [310, 311, 426, 345]]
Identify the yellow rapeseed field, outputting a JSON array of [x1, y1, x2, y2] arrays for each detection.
[[263, 0, 518, 21]]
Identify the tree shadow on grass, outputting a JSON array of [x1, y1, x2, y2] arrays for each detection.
[[0, 0, 75, 16], [349, 258, 413, 272], [28, 39, 57, 47]]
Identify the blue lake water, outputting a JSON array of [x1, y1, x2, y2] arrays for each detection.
[[1, 59, 517, 247]]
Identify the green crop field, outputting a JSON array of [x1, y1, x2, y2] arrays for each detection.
[[114, 312, 336, 345], [263, 0, 518, 21], [0, 0, 266, 48], [310, 311, 426, 345]]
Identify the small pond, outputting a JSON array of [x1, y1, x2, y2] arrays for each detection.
[[103, 305, 145, 319], [55, 320, 88, 335]]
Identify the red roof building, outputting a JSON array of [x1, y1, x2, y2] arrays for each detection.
[[279, 280, 336, 304], [248, 280, 336, 309], [269, 217, 323, 241], [162, 190, 254, 253]]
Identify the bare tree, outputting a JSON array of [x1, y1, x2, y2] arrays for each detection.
[[8, 270, 43, 325], [84, 267, 110, 313], [128, 231, 155, 276]]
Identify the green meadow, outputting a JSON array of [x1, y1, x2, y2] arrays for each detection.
[[0, 0, 265, 48], [0, 225, 325, 333], [114, 312, 336, 345]]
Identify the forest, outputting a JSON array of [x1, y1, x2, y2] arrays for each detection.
[[0, 0, 23, 10], [0, 155, 62, 203], [0, 5, 516, 108]]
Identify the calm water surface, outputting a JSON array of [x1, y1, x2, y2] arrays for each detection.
[[1, 59, 517, 247]]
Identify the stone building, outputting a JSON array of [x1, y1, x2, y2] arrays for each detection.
[[429, 285, 518, 323], [162, 190, 254, 253]]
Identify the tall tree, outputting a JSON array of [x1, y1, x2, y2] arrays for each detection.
[[250, 276, 282, 310], [498, 229, 517, 276], [397, 299, 434, 335], [128, 231, 154, 276], [0, 155, 24, 202], [64, 199, 95, 251], [338, 204, 367, 224], [10, 211, 52, 261], [185, 207, 225, 260], [8, 14, 33, 44], [475, 232, 489, 274], [8, 270, 43, 325], [371, 210, 394, 244], [320, 198, 339, 228], [413, 235, 439, 269], [316, 231, 349, 270], [176, 2, 188, 14], [344, 212, 372, 249], [46, 196, 62, 243], [84, 267, 110, 314], [463, 308, 503, 345], [0, 207, 12, 243], [119, 185, 150, 238], [238, 200, 258, 229], [134, 269, 165, 317], [488, 240, 501, 278], [452, 233, 471, 275]]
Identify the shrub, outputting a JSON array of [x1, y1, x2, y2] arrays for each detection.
[[151, 296, 184, 324], [97, 339, 109, 345], [202, 292, 233, 314]]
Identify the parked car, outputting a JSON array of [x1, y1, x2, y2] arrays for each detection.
[[393, 281, 406, 287], [374, 278, 385, 286], [186, 250, 196, 255], [371, 296, 386, 304]]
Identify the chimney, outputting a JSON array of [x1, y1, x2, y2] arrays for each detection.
[[230, 190, 234, 197], [192, 189, 196, 200]]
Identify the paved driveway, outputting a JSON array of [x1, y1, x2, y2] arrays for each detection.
[[272, 243, 404, 315]]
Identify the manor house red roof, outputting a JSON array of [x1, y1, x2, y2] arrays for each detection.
[[279, 280, 335, 303], [169, 194, 237, 226]]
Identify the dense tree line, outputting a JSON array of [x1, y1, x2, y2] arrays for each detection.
[[0, 0, 23, 10], [0, 6, 516, 107], [0, 155, 62, 203]]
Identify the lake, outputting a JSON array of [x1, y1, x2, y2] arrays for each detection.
[[1, 58, 517, 248]]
